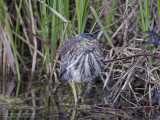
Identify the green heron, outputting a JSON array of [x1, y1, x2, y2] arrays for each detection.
[[59, 33, 104, 103]]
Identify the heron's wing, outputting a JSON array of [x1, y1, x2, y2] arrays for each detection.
[[59, 61, 68, 82], [59, 36, 82, 82], [61, 36, 81, 57]]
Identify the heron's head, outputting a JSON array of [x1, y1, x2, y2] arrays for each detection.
[[76, 33, 97, 43]]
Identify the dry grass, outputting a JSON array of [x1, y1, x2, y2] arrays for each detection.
[[0, 0, 160, 119]]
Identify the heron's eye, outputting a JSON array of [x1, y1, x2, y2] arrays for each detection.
[[84, 38, 90, 42]]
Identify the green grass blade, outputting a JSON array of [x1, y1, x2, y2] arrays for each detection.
[[75, 0, 89, 33], [42, 0, 49, 68], [58, 0, 64, 37], [1, 0, 21, 81], [128, 0, 142, 30], [90, 6, 117, 54], [81, 8, 89, 33], [1, 0, 21, 96], [62, 0, 70, 35], [15, 0, 23, 46], [156, 0, 160, 29], [51, 0, 58, 59], [139, 0, 153, 67], [139, 0, 145, 32], [105, 1, 117, 32]]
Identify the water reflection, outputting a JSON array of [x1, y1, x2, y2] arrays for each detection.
[[1, 73, 155, 119]]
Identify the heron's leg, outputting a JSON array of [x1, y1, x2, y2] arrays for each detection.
[[71, 110, 76, 120], [77, 84, 81, 94], [70, 81, 77, 104], [77, 84, 85, 103]]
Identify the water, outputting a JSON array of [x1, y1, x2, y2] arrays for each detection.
[[0, 73, 159, 119]]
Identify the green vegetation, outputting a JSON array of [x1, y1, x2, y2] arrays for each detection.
[[0, 0, 160, 119]]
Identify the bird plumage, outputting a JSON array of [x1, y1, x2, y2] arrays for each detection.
[[59, 33, 104, 83]]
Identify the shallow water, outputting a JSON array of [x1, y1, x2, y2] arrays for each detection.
[[1, 74, 159, 120]]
